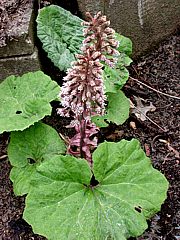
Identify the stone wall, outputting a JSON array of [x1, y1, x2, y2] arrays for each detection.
[[0, 1, 40, 82], [0, 0, 179, 81], [77, 0, 180, 56]]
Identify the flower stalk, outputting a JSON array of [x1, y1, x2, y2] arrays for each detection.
[[57, 11, 119, 165]]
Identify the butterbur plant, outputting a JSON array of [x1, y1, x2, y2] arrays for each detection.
[[0, 6, 169, 240], [57, 12, 119, 163], [21, 11, 168, 240]]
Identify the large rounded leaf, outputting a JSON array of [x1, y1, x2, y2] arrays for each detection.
[[0, 71, 60, 134], [92, 90, 130, 127], [37, 5, 84, 71], [8, 122, 66, 196], [23, 139, 168, 240]]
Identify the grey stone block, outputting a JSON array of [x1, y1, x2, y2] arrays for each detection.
[[77, 0, 180, 56], [0, 36, 34, 58], [0, 49, 41, 82], [0, 1, 41, 81], [0, 1, 35, 58]]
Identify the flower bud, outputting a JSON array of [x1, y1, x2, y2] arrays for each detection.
[[92, 51, 101, 60]]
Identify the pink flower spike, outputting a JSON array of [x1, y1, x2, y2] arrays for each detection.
[[57, 11, 120, 165]]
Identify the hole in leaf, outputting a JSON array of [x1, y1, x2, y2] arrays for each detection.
[[28, 158, 36, 164], [16, 110, 22, 114], [90, 174, 99, 187], [14, 86, 16, 89], [134, 206, 142, 213]]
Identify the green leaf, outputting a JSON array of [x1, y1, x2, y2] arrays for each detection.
[[23, 139, 168, 240], [104, 65, 129, 93], [92, 90, 130, 127], [118, 53, 132, 67], [10, 165, 37, 196], [92, 139, 169, 234], [106, 91, 130, 124], [8, 122, 66, 196], [115, 33, 133, 56], [91, 115, 109, 128], [0, 71, 60, 134], [37, 5, 84, 71], [103, 34, 132, 94]]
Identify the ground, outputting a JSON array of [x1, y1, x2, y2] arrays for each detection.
[[0, 4, 179, 240]]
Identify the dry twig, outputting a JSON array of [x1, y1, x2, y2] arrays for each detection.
[[130, 77, 180, 100], [0, 154, 7, 160]]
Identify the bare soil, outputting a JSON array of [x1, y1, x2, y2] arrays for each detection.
[[0, 1, 179, 239]]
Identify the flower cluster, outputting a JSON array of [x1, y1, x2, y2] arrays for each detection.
[[57, 50, 106, 121], [57, 12, 119, 164], [82, 11, 119, 67]]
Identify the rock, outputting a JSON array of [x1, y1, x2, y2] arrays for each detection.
[[0, 0, 35, 56], [77, 0, 180, 57], [0, 49, 41, 82], [0, 0, 40, 81]]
